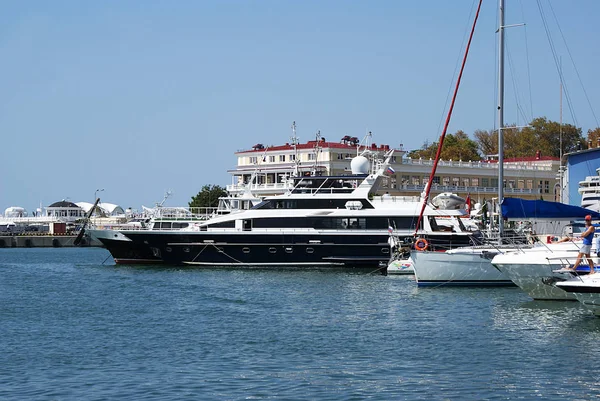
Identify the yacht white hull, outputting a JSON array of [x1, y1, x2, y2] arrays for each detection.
[[412, 249, 514, 286], [491, 244, 592, 300], [492, 260, 576, 300], [556, 275, 600, 315]]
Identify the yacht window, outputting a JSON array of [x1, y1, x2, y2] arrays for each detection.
[[428, 217, 440, 231], [253, 200, 272, 209], [431, 218, 454, 232], [209, 221, 235, 228]]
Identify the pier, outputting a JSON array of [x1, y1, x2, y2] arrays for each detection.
[[0, 234, 102, 248]]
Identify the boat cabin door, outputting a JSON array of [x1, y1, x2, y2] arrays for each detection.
[[236, 219, 252, 231]]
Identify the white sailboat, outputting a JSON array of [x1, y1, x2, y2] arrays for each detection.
[[411, 0, 519, 286]]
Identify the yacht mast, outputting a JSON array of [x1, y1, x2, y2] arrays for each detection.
[[497, 0, 505, 243], [311, 130, 322, 176], [291, 121, 300, 177]]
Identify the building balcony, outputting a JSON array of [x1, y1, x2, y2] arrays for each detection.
[[401, 158, 555, 171], [396, 184, 543, 195]]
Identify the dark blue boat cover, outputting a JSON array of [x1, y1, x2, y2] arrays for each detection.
[[501, 197, 600, 220]]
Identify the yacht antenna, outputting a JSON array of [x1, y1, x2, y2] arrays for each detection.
[[311, 130, 322, 176], [157, 190, 173, 208], [358, 130, 373, 156], [248, 145, 270, 188], [291, 121, 300, 177]]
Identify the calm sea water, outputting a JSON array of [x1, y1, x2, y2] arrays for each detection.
[[1, 248, 600, 400]]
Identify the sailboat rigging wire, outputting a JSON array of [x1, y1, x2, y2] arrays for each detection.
[[536, 0, 578, 127], [436, 0, 480, 137], [414, 0, 484, 237], [518, 0, 534, 122], [505, 40, 530, 125], [546, 0, 599, 128]]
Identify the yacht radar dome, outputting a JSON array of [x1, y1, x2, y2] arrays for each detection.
[[350, 155, 370, 175]]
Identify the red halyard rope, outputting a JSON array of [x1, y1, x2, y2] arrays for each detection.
[[413, 0, 484, 237]]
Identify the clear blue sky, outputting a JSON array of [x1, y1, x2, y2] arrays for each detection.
[[1, 0, 598, 212]]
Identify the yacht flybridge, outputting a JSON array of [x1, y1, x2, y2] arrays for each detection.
[[90, 151, 482, 268]]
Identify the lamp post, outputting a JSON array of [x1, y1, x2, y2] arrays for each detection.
[[94, 188, 104, 201]]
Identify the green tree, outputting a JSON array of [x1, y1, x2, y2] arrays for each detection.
[[189, 185, 227, 209], [520, 117, 583, 158], [474, 128, 496, 156], [408, 130, 480, 161], [473, 117, 584, 160], [587, 127, 600, 148]]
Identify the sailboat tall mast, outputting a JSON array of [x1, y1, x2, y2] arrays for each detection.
[[559, 59, 564, 203], [497, 0, 506, 242]]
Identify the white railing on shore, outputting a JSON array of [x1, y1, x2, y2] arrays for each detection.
[[397, 184, 542, 195], [0, 216, 61, 224], [402, 158, 554, 171]]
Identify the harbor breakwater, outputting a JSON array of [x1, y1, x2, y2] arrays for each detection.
[[0, 234, 102, 248]]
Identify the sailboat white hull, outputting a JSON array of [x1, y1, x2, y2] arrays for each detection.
[[412, 249, 514, 286]]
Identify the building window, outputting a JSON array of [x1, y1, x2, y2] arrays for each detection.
[[249, 156, 257, 164], [391, 156, 397, 163], [471, 178, 479, 187], [279, 155, 286, 162], [412, 176, 420, 185], [402, 175, 410, 185], [432, 176, 440, 184], [527, 179, 533, 189], [508, 180, 515, 189], [308, 153, 316, 161], [453, 177, 460, 186], [491, 178, 498, 187], [518, 180, 525, 189], [290, 154, 296, 161], [482, 178, 489, 187], [269, 155, 275, 163], [422, 177, 429, 185], [545, 180, 550, 194]]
